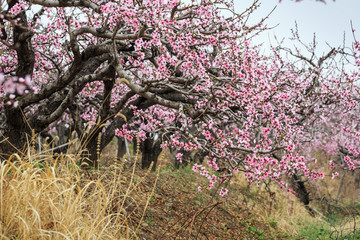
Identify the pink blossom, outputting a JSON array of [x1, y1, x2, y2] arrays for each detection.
[[3, 80, 16, 94], [176, 153, 183, 163], [115, 128, 123, 137], [16, 83, 26, 95], [125, 134, 133, 141], [219, 187, 228, 197], [331, 172, 339, 179]]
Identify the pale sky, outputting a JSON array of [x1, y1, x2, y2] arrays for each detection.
[[235, 0, 360, 55]]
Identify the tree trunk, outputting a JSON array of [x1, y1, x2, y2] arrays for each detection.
[[0, 2, 35, 160], [79, 98, 153, 168], [292, 172, 310, 206], [0, 108, 30, 160], [81, 134, 100, 169], [141, 135, 161, 171], [117, 136, 127, 161]]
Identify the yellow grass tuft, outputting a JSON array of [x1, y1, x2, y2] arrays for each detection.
[[0, 150, 157, 239]]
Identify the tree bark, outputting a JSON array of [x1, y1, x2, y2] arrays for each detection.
[[0, 3, 35, 159], [117, 136, 127, 161], [80, 97, 154, 167], [292, 172, 310, 206], [141, 134, 162, 171]]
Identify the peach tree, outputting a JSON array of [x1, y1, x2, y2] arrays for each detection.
[[0, 0, 359, 195]]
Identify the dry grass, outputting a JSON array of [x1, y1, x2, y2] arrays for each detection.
[[1, 136, 358, 239], [232, 173, 323, 236], [0, 149, 159, 239]]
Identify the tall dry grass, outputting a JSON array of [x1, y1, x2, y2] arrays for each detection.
[[0, 147, 159, 239], [232, 173, 323, 236]]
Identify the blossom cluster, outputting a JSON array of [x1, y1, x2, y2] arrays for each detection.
[[0, 74, 32, 108], [8, 0, 28, 15]]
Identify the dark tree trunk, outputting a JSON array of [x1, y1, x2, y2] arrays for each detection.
[[82, 137, 100, 168], [56, 123, 69, 146], [79, 98, 153, 168], [80, 75, 115, 168], [271, 154, 312, 212], [0, 3, 35, 160], [117, 136, 127, 161], [193, 149, 207, 164], [0, 109, 30, 160], [133, 137, 138, 154], [292, 172, 310, 206], [141, 135, 162, 171], [52, 123, 71, 154], [291, 172, 317, 216]]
